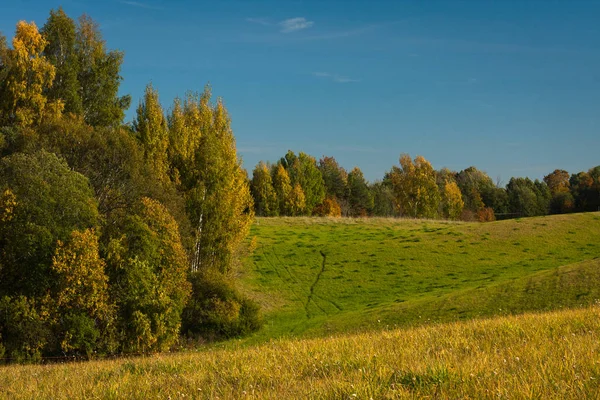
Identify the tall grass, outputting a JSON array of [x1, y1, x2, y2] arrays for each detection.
[[2, 305, 599, 399]]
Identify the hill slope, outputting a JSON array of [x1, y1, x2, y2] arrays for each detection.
[[241, 213, 600, 340]]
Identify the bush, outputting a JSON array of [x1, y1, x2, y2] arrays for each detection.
[[182, 271, 263, 340], [0, 296, 50, 363]]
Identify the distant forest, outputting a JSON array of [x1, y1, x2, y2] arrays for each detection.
[[250, 152, 599, 220]]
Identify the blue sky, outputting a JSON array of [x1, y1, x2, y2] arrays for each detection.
[[1, 0, 599, 184]]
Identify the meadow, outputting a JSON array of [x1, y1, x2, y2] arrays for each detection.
[[241, 212, 600, 340], [2, 212, 600, 398], [1, 306, 599, 398]]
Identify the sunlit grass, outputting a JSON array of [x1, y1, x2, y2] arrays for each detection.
[[2, 305, 600, 399]]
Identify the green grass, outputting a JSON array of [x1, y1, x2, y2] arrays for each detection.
[[241, 213, 600, 341]]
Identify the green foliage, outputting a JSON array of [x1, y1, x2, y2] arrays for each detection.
[[75, 15, 129, 127], [106, 198, 191, 353], [347, 166, 373, 216], [41, 7, 82, 116], [250, 161, 278, 216], [287, 152, 326, 215], [506, 177, 550, 217], [182, 271, 263, 339], [318, 156, 348, 205], [0, 296, 49, 363], [0, 151, 99, 298]]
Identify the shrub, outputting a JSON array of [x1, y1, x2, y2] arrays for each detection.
[[182, 270, 263, 340]]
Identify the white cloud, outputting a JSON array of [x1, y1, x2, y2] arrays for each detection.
[[246, 17, 272, 26], [120, 1, 162, 10], [279, 17, 314, 33], [313, 72, 359, 84]]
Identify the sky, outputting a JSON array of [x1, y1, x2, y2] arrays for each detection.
[[1, 0, 599, 184]]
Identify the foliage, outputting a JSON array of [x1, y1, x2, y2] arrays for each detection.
[[389, 154, 440, 218], [182, 270, 263, 339], [250, 161, 278, 216], [313, 196, 342, 217], [0, 21, 62, 127], [47, 229, 116, 355], [0, 296, 49, 363], [106, 198, 191, 353], [347, 167, 373, 216], [285, 151, 326, 215], [441, 180, 463, 220], [0, 151, 99, 298], [272, 163, 294, 215]]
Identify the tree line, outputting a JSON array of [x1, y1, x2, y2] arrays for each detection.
[[0, 8, 260, 362], [251, 152, 600, 220]]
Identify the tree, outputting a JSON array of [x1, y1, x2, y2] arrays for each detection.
[[370, 180, 396, 217], [134, 83, 170, 185], [168, 87, 253, 274], [250, 161, 278, 216], [75, 15, 129, 126], [442, 181, 464, 220], [506, 177, 550, 217], [47, 229, 116, 355], [41, 7, 82, 116], [106, 197, 191, 352], [286, 152, 325, 215], [314, 196, 342, 217], [0, 151, 100, 298], [272, 163, 294, 215], [318, 156, 348, 202], [347, 166, 373, 216], [389, 154, 440, 218], [0, 21, 62, 127]]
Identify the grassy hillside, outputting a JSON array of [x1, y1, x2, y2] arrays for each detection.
[[241, 213, 600, 340], [2, 306, 599, 398]]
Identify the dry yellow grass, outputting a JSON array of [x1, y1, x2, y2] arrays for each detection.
[[2, 305, 600, 399]]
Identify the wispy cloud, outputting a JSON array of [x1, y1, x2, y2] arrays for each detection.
[[245, 17, 271, 27], [120, 1, 162, 10], [247, 17, 315, 33], [313, 72, 360, 83], [279, 17, 314, 33]]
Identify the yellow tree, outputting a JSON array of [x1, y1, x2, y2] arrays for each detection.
[[442, 181, 464, 220], [389, 154, 440, 218], [272, 163, 294, 215], [134, 83, 170, 185], [1, 21, 62, 127], [49, 229, 115, 354], [290, 183, 307, 216]]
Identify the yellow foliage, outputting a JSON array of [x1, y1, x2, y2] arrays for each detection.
[[6, 21, 62, 127], [0, 189, 18, 222], [442, 181, 464, 220]]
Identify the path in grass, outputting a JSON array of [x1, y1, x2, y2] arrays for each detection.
[[241, 213, 600, 340]]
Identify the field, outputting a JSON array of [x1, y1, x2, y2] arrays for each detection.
[[241, 213, 600, 341], [2, 306, 600, 398], [2, 212, 600, 398]]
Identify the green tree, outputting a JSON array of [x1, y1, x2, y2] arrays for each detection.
[[318, 156, 348, 202], [286, 151, 325, 215], [41, 7, 82, 116], [0, 151, 100, 298], [106, 197, 191, 352], [75, 15, 130, 126], [347, 166, 373, 216]]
